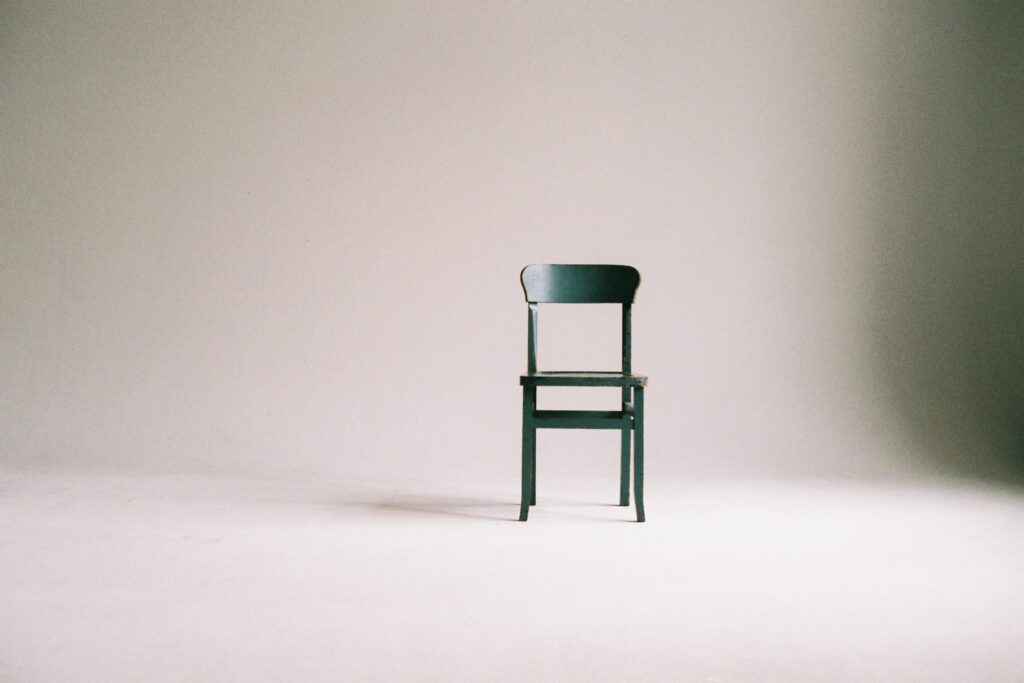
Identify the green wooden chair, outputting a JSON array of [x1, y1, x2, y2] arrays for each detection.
[[518, 264, 648, 522]]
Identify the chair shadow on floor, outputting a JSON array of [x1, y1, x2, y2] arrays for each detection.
[[362, 494, 631, 522], [366, 496, 515, 521]]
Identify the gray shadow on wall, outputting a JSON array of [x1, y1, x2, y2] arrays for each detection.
[[869, 3, 1024, 482]]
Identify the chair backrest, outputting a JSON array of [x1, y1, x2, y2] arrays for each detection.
[[520, 264, 641, 374], [520, 264, 640, 303]]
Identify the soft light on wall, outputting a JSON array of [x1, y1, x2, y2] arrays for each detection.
[[1, 1, 1021, 486]]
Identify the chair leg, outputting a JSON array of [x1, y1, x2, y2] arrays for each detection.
[[619, 387, 631, 506], [519, 386, 535, 521], [530, 431, 536, 506], [633, 387, 645, 523], [619, 427, 630, 506]]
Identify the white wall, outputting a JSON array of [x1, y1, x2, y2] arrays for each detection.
[[2, 1, 1021, 484]]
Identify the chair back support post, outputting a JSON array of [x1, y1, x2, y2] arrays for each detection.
[[527, 303, 538, 374], [621, 302, 632, 407], [621, 303, 631, 374]]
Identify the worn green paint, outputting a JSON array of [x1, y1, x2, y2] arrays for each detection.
[[518, 264, 648, 523]]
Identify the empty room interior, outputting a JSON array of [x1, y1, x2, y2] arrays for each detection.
[[2, 2, 1022, 680]]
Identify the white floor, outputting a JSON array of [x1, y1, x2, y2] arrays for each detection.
[[2, 471, 1023, 682]]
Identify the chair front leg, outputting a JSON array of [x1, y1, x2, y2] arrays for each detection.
[[530, 426, 537, 506], [633, 387, 645, 523], [619, 387, 631, 506], [519, 386, 536, 521]]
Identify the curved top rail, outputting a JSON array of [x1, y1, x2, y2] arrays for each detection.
[[520, 264, 640, 303]]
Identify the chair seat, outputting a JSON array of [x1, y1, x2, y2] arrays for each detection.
[[520, 371, 648, 387]]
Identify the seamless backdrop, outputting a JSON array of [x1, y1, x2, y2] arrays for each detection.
[[2, 1, 1021, 486]]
